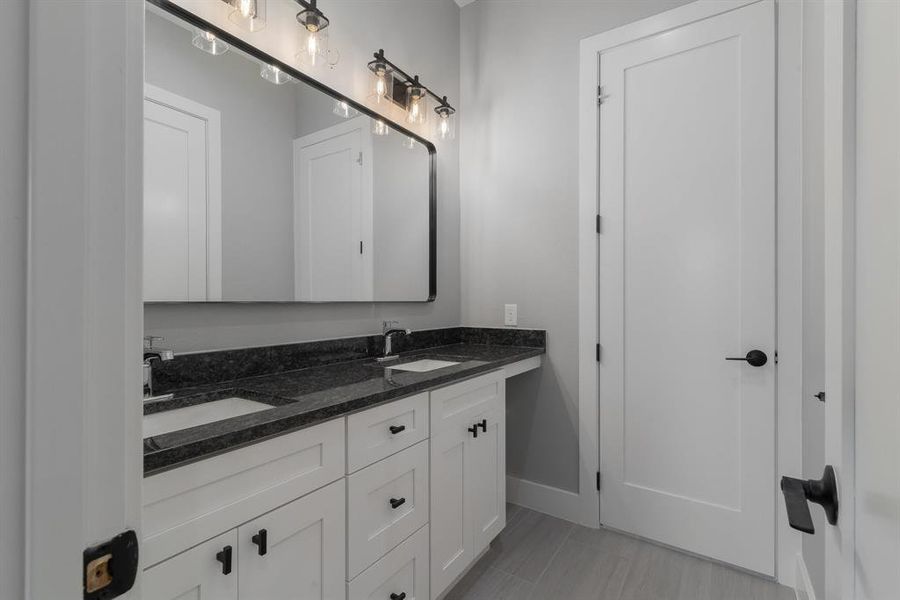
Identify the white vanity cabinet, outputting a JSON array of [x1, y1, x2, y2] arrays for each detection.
[[143, 530, 238, 600], [429, 371, 506, 599]]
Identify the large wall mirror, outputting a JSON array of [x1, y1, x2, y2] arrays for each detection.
[[143, 2, 436, 303]]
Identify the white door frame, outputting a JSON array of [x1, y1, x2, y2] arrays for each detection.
[[822, 0, 856, 598], [144, 83, 223, 301], [26, 0, 144, 597], [578, 0, 804, 586]]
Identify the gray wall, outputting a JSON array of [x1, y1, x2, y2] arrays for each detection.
[[145, 0, 461, 351], [459, 0, 692, 492], [801, 0, 826, 595], [0, 0, 27, 596], [146, 12, 296, 301]]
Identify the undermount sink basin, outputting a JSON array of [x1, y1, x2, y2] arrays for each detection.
[[143, 397, 271, 438], [387, 359, 460, 373]]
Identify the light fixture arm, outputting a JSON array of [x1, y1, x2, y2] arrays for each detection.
[[370, 49, 455, 112]]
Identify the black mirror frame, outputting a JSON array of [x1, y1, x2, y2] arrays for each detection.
[[145, 0, 437, 303]]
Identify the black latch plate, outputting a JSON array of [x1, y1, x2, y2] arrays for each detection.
[[83, 530, 139, 599]]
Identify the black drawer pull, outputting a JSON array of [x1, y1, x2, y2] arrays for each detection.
[[390, 594, 407, 600], [389, 497, 406, 510], [389, 425, 406, 435], [252, 528, 268, 556], [215, 545, 232, 575], [467, 424, 478, 438], [477, 419, 487, 433]]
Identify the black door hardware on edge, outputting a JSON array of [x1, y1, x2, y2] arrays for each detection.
[[252, 529, 268, 556], [390, 593, 407, 600], [477, 419, 487, 433], [725, 349, 768, 367], [216, 546, 233, 575], [390, 497, 407, 509], [389, 424, 406, 435], [815, 391, 826, 402], [83, 530, 139, 599], [468, 424, 479, 438], [780, 465, 839, 534]]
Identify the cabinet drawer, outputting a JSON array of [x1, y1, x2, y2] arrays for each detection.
[[143, 418, 345, 566], [348, 525, 429, 600], [347, 440, 429, 578], [143, 529, 238, 600], [430, 370, 504, 433], [347, 393, 428, 473]]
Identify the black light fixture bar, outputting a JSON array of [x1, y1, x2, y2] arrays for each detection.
[[370, 49, 455, 111]]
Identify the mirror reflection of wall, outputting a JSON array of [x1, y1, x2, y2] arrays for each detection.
[[143, 9, 432, 303]]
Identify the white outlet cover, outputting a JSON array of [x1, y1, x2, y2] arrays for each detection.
[[504, 304, 518, 327]]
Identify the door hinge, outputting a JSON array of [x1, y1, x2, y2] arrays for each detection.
[[596, 343, 601, 362], [596, 214, 602, 233], [598, 86, 608, 105], [596, 472, 601, 491]]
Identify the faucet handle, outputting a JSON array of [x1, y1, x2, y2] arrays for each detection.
[[144, 335, 165, 349]]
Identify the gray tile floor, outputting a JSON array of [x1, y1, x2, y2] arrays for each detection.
[[444, 504, 795, 600]]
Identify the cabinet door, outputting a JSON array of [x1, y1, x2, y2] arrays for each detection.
[[143, 530, 237, 600], [469, 398, 506, 554], [238, 479, 346, 600], [429, 423, 472, 599]]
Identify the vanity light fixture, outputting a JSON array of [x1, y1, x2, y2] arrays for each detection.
[[333, 100, 359, 119], [260, 63, 293, 85], [366, 49, 456, 138], [227, 0, 266, 32], [372, 119, 391, 137], [295, 0, 335, 67], [191, 29, 230, 55]]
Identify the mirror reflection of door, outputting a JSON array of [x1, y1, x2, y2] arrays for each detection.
[[143, 84, 222, 302], [293, 116, 374, 301]]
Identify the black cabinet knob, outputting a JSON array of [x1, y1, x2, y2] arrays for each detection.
[[252, 529, 268, 556], [725, 349, 768, 367], [389, 425, 406, 435], [390, 593, 407, 600], [215, 545, 233, 575], [389, 497, 406, 510]]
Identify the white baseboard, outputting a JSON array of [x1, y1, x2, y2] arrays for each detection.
[[794, 552, 816, 600], [506, 475, 583, 525]]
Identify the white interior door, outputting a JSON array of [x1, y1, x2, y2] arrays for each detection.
[[294, 117, 373, 301], [143, 85, 222, 302], [598, 0, 776, 575]]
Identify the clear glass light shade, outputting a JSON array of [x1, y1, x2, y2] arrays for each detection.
[[372, 119, 391, 136], [296, 9, 337, 68], [192, 30, 229, 55], [260, 64, 293, 85], [228, 0, 266, 32], [406, 86, 428, 125], [367, 63, 393, 106], [333, 100, 359, 119], [434, 107, 456, 140], [402, 136, 417, 150]]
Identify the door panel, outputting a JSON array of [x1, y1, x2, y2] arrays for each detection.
[[238, 479, 346, 600], [469, 400, 505, 553], [142, 530, 237, 600], [429, 425, 471, 598], [598, 0, 776, 575]]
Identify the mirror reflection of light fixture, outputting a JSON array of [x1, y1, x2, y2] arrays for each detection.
[[260, 63, 293, 85], [434, 97, 456, 141], [405, 77, 428, 125], [228, 0, 266, 32], [402, 136, 417, 150], [295, 0, 337, 68], [333, 100, 359, 119], [192, 29, 229, 55], [372, 119, 390, 136], [367, 52, 394, 106]]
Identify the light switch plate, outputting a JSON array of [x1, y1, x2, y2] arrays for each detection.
[[504, 304, 518, 327]]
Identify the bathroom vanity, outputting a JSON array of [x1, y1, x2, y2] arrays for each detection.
[[141, 328, 544, 600]]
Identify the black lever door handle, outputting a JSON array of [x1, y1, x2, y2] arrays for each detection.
[[467, 424, 478, 438], [389, 497, 406, 509], [725, 349, 768, 367], [252, 529, 268, 556], [216, 545, 233, 575], [389, 425, 406, 435], [780, 465, 839, 534], [390, 594, 407, 600]]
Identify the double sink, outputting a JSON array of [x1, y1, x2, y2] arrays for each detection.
[[143, 358, 460, 438]]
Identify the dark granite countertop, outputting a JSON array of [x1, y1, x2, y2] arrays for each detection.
[[143, 342, 543, 476]]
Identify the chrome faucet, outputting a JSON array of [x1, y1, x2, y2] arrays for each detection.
[[143, 335, 174, 401], [378, 321, 411, 362]]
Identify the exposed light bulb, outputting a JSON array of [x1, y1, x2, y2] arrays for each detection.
[[439, 116, 450, 138], [238, 0, 255, 18], [306, 29, 319, 64], [375, 74, 387, 100], [407, 97, 421, 123]]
